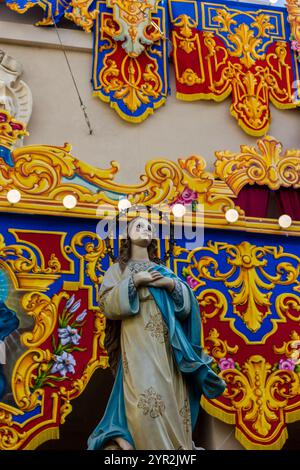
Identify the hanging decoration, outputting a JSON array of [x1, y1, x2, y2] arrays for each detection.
[[169, 0, 300, 136], [4, 0, 98, 31], [91, 0, 169, 123]]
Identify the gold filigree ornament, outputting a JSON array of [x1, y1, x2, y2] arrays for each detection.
[[172, 14, 198, 54], [274, 330, 300, 360], [177, 241, 300, 336], [212, 9, 274, 68], [205, 328, 239, 359], [106, 0, 158, 57], [178, 69, 203, 86], [3, 288, 108, 449], [202, 355, 300, 449], [64, 0, 99, 32], [215, 135, 300, 194]]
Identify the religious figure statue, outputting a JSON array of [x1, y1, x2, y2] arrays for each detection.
[[88, 216, 226, 450]]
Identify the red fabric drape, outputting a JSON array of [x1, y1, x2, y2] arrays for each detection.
[[276, 188, 300, 221], [235, 185, 270, 218]]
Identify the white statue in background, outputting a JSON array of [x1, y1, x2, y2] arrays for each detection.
[[0, 50, 32, 127]]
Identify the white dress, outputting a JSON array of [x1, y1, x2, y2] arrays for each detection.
[[99, 260, 193, 450]]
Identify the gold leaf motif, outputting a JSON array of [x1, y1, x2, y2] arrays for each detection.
[[191, 241, 300, 332], [221, 355, 300, 437], [101, 56, 161, 113], [137, 386, 166, 418], [212, 9, 274, 69], [106, 0, 158, 57], [20, 291, 66, 348], [0, 110, 28, 150], [205, 328, 239, 359], [215, 135, 300, 193]]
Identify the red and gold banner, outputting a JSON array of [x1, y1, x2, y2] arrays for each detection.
[[170, 0, 300, 136]]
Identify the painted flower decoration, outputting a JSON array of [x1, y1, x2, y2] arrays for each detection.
[[278, 358, 296, 371], [218, 357, 235, 371], [58, 325, 81, 346], [51, 351, 76, 377], [186, 275, 199, 289]]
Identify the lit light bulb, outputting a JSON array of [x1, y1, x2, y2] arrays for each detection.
[[7, 189, 21, 204], [63, 194, 77, 209], [269, 0, 278, 4], [172, 203, 186, 218], [118, 198, 132, 211], [278, 214, 292, 228], [225, 209, 239, 223]]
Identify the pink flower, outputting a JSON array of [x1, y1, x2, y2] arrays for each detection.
[[219, 358, 235, 370], [172, 186, 198, 206], [278, 358, 295, 371], [291, 40, 300, 53], [186, 275, 199, 289]]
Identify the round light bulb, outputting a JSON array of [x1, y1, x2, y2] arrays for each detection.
[[269, 0, 278, 4], [225, 209, 239, 223], [7, 189, 21, 204], [172, 203, 186, 218], [63, 194, 77, 209], [278, 214, 292, 228], [118, 198, 131, 211]]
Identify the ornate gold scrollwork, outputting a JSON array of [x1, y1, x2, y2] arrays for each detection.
[[65, 0, 98, 32], [205, 328, 239, 359], [212, 9, 274, 68]]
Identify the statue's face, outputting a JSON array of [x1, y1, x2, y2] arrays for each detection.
[[128, 217, 153, 247]]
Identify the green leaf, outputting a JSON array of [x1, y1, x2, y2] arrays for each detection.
[[43, 381, 58, 388], [46, 375, 68, 382]]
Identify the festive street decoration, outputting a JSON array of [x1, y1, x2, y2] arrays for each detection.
[[286, 0, 300, 62], [170, 0, 300, 136]]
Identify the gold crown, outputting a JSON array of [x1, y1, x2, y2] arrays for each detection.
[[0, 109, 28, 149]]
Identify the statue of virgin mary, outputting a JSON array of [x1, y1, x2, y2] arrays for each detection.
[[88, 216, 226, 450]]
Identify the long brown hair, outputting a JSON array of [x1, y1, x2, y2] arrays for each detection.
[[104, 217, 162, 375]]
